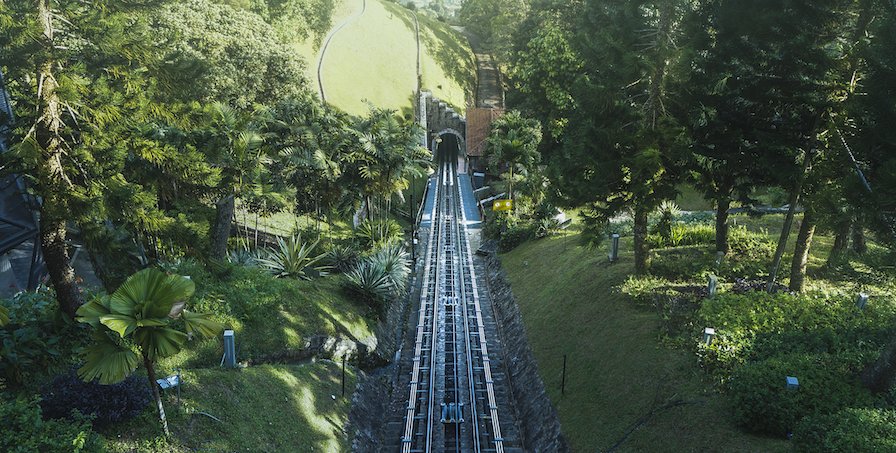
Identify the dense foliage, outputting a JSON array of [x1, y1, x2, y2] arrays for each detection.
[[40, 370, 151, 428], [0, 397, 102, 453]]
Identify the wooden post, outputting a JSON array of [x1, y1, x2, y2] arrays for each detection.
[[561, 354, 567, 395]]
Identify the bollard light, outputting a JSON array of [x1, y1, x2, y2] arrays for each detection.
[[609, 233, 620, 263], [856, 293, 869, 310], [223, 329, 236, 368], [708, 274, 718, 297], [703, 327, 716, 345], [786, 376, 799, 390]]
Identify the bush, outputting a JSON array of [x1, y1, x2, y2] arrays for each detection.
[[0, 292, 86, 387], [647, 223, 716, 248], [499, 222, 534, 251], [325, 244, 361, 273], [728, 353, 873, 437], [40, 370, 151, 428], [649, 227, 773, 280], [793, 408, 896, 452], [345, 245, 410, 310], [256, 234, 328, 279], [355, 219, 403, 250], [0, 397, 102, 453], [697, 291, 896, 382]]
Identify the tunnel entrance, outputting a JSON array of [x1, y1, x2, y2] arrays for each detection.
[[433, 132, 467, 174]]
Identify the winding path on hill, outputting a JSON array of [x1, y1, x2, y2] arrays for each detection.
[[316, 0, 367, 102]]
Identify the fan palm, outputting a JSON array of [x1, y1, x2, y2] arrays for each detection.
[[76, 268, 223, 437]]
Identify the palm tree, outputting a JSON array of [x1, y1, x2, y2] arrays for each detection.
[[76, 268, 222, 437], [202, 103, 272, 259], [349, 108, 431, 221], [486, 111, 542, 199]]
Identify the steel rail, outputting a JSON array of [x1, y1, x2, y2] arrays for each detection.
[[453, 164, 505, 453], [401, 163, 443, 453]]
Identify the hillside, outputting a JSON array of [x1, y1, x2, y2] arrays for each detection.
[[317, 0, 476, 115]]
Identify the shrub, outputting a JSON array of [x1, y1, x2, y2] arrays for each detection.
[[793, 408, 896, 452], [345, 245, 410, 309], [499, 222, 534, 251], [0, 397, 102, 453], [649, 227, 773, 280], [325, 244, 361, 273], [0, 292, 86, 387], [355, 219, 403, 250], [728, 353, 873, 437], [697, 291, 896, 382], [256, 234, 328, 279], [40, 370, 151, 428], [647, 223, 716, 248], [346, 260, 393, 308]]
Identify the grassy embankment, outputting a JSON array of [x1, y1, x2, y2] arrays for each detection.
[[105, 261, 375, 452], [105, 362, 356, 452], [500, 206, 893, 451], [320, 0, 475, 116]]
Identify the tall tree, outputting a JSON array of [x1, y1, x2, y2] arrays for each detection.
[[0, 0, 172, 316], [347, 108, 430, 222], [485, 110, 542, 199], [553, 0, 690, 274], [197, 103, 271, 259]]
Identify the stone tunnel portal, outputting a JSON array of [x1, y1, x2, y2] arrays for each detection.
[[433, 130, 467, 174]]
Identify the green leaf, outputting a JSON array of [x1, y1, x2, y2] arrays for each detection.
[[182, 310, 224, 339], [134, 327, 187, 361], [77, 333, 139, 385], [0, 306, 8, 326], [136, 318, 169, 328], [76, 297, 112, 327], [99, 314, 138, 338], [110, 268, 195, 320]]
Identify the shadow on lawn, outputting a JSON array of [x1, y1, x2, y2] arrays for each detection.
[[164, 363, 353, 452]]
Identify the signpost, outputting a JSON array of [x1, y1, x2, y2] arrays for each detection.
[[492, 199, 513, 211]]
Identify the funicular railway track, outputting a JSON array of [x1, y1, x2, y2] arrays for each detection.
[[401, 152, 505, 453]]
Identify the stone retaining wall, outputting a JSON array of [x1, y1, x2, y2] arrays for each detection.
[[482, 247, 569, 452]]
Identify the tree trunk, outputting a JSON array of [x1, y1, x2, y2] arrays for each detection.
[[143, 352, 170, 437], [41, 220, 83, 318], [767, 149, 815, 291], [851, 219, 867, 255], [715, 195, 731, 254], [633, 203, 650, 275], [211, 194, 235, 259], [36, 0, 83, 319], [788, 210, 816, 292], [827, 217, 851, 265]]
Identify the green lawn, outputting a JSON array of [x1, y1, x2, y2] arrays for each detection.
[[320, 0, 474, 116], [501, 231, 789, 452], [104, 361, 356, 452]]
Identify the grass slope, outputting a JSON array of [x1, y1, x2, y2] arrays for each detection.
[[321, 0, 475, 116], [500, 231, 788, 452], [105, 361, 356, 452], [159, 263, 376, 372]]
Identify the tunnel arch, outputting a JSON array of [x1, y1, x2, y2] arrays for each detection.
[[431, 128, 468, 173]]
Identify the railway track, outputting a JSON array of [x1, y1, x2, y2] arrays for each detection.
[[400, 153, 506, 453]]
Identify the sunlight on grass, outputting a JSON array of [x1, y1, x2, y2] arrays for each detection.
[[105, 362, 356, 452], [321, 0, 474, 116]]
